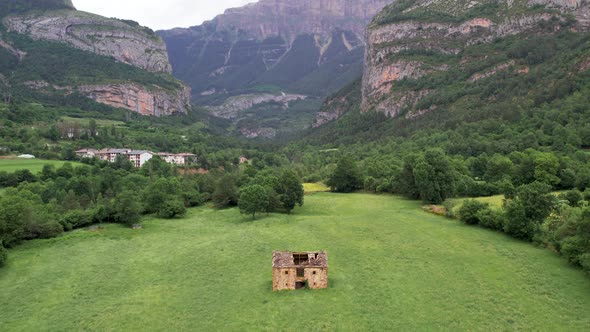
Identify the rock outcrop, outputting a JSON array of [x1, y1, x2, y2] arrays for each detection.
[[160, 0, 393, 99], [1, 4, 192, 117], [207, 93, 307, 119], [78, 84, 191, 116], [361, 0, 590, 116], [4, 10, 172, 73]]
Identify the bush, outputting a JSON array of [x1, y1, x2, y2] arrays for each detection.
[[157, 199, 187, 219], [459, 199, 489, 225], [60, 210, 93, 229], [477, 208, 504, 231], [560, 190, 584, 207], [0, 241, 7, 267], [37, 222, 64, 239]]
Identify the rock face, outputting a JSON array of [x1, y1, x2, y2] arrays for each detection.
[[4, 10, 172, 73], [160, 0, 393, 100], [207, 93, 307, 119], [1, 4, 192, 116], [361, 0, 590, 117], [78, 84, 191, 117]]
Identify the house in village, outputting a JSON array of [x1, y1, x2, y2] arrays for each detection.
[[156, 152, 197, 166], [272, 251, 328, 291], [127, 150, 153, 168], [75, 148, 196, 168]]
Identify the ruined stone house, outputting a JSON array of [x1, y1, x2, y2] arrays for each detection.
[[272, 251, 328, 291]]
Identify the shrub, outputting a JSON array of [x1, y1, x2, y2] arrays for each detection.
[[560, 190, 584, 207], [157, 199, 187, 219], [0, 241, 7, 267], [477, 208, 504, 231], [37, 222, 64, 239], [60, 210, 93, 229], [459, 199, 489, 225]]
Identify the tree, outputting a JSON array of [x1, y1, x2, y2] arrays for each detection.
[[327, 155, 363, 193], [239, 185, 269, 220], [459, 199, 489, 225], [0, 241, 6, 267], [212, 174, 239, 208], [157, 198, 186, 218], [114, 191, 142, 227], [413, 149, 456, 204], [504, 182, 556, 241], [275, 170, 304, 213]]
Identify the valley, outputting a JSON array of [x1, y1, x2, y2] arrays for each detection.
[[1, 1, 590, 330], [1, 194, 589, 330]]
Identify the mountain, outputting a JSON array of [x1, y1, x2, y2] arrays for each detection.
[[160, 0, 393, 137], [357, 0, 590, 120], [0, 0, 191, 117]]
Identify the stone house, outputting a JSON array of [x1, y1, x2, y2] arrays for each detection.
[[272, 251, 328, 291]]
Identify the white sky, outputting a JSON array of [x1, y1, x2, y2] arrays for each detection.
[[73, 0, 257, 30]]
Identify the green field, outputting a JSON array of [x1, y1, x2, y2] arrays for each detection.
[[0, 194, 589, 331], [0, 159, 82, 173], [61, 116, 127, 127]]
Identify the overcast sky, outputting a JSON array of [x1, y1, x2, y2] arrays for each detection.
[[73, 0, 257, 30]]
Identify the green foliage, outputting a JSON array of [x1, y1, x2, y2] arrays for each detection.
[[275, 170, 304, 214], [459, 199, 489, 225], [504, 182, 556, 241], [560, 190, 584, 208], [157, 198, 186, 219], [238, 184, 269, 219], [114, 191, 142, 227], [327, 155, 363, 193], [212, 174, 239, 208], [0, 241, 6, 267]]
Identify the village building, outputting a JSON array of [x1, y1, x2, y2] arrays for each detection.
[[75, 148, 98, 159], [239, 156, 249, 164], [75, 148, 196, 168], [126, 150, 153, 168], [156, 152, 197, 166], [272, 251, 328, 291]]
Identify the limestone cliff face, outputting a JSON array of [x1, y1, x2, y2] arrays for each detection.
[[210, 0, 394, 42], [78, 84, 191, 117], [160, 0, 394, 100], [4, 10, 172, 73], [361, 0, 590, 117]]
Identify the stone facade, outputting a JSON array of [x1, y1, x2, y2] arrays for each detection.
[[272, 251, 328, 291]]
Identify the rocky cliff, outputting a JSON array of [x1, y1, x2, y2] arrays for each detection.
[[161, 0, 392, 99], [0, 2, 192, 116], [78, 84, 191, 117], [3, 10, 172, 73], [160, 0, 393, 136], [361, 0, 590, 118]]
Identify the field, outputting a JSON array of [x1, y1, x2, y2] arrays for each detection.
[[303, 182, 330, 193], [0, 158, 82, 173], [0, 194, 589, 331], [60, 116, 126, 127]]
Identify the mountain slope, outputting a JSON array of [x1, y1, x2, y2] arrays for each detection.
[[160, 0, 393, 137], [0, 1, 191, 117], [361, 0, 590, 119]]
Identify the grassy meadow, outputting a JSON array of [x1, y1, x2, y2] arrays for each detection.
[[0, 193, 589, 331], [0, 158, 82, 173]]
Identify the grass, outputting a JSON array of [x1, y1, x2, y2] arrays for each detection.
[[60, 116, 126, 127], [0, 194, 589, 331], [0, 158, 82, 173], [303, 182, 330, 194], [449, 191, 570, 216]]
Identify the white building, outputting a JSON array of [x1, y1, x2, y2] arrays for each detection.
[[127, 150, 153, 168]]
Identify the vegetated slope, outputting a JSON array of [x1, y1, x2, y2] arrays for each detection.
[[316, 0, 590, 126], [363, 0, 590, 118], [0, 194, 588, 330], [159, 0, 394, 137], [0, 2, 191, 117]]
